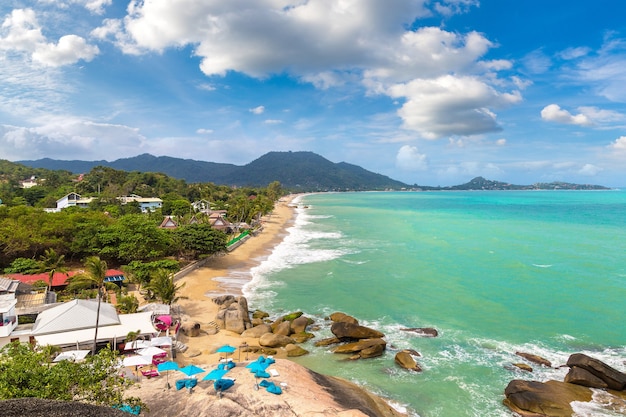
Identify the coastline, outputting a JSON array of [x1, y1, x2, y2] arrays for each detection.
[[173, 194, 299, 365], [129, 194, 407, 416]]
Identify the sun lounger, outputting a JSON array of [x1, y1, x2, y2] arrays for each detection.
[[141, 369, 160, 378]]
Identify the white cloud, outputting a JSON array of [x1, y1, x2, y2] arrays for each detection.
[[264, 119, 283, 125], [496, 138, 506, 146], [540, 104, 592, 126], [608, 136, 626, 151], [578, 163, 601, 176], [0, 9, 45, 52], [0, 8, 99, 66], [558, 46, 591, 60], [577, 106, 624, 124], [396, 145, 428, 171], [32, 35, 99, 67], [196, 128, 213, 135], [250, 106, 265, 115], [522, 49, 551, 74], [0, 119, 146, 160], [570, 35, 626, 102], [38, 0, 112, 14], [388, 75, 522, 138]]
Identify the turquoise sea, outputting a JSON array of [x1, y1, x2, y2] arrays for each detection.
[[242, 191, 626, 417]]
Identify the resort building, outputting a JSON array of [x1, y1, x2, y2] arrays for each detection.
[[117, 194, 163, 213], [45, 192, 95, 213], [0, 299, 157, 351]]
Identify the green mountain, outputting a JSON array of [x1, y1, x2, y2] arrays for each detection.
[[19, 151, 410, 191]]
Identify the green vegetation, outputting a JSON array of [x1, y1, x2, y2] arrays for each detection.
[[0, 343, 144, 409], [0, 159, 283, 270]]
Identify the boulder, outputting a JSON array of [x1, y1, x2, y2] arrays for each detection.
[[240, 324, 273, 338], [212, 295, 236, 308], [223, 303, 248, 334], [291, 332, 315, 343], [252, 309, 269, 319], [329, 312, 359, 324], [314, 337, 342, 347], [400, 327, 439, 337], [565, 366, 608, 388], [515, 352, 552, 368], [281, 311, 303, 321], [285, 344, 309, 357], [274, 321, 292, 336], [566, 353, 626, 390], [333, 338, 386, 355], [291, 316, 311, 333], [503, 379, 592, 417], [395, 351, 422, 372], [359, 343, 385, 359], [259, 333, 295, 348], [331, 322, 385, 340], [512, 363, 533, 373], [180, 321, 201, 337]]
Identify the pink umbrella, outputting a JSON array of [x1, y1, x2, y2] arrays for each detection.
[[154, 315, 172, 331]]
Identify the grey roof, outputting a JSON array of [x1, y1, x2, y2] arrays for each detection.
[[0, 277, 20, 293], [31, 299, 120, 335]]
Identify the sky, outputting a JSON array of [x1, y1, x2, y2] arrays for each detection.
[[1, 1, 626, 187]]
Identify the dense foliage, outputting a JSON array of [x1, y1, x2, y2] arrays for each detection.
[[0, 343, 143, 409], [0, 159, 281, 270]]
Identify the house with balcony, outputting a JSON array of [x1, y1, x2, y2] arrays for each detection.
[[117, 194, 163, 213]]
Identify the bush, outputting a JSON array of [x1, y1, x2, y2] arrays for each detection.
[[3, 258, 40, 274]]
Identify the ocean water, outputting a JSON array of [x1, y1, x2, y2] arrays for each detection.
[[242, 191, 626, 417]]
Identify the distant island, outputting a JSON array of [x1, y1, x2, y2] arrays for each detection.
[[416, 176, 611, 191], [18, 152, 610, 192]]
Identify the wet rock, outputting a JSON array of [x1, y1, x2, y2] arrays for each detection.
[[567, 353, 626, 390], [331, 322, 385, 340], [285, 344, 309, 357], [515, 352, 552, 368], [503, 379, 592, 417], [395, 351, 422, 372], [400, 327, 439, 337], [329, 312, 359, 324]]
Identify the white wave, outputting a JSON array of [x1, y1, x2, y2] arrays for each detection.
[[572, 389, 626, 416], [532, 263, 553, 268]]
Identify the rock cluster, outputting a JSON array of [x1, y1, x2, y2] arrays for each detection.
[[504, 353, 626, 416], [214, 300, 435, 371]]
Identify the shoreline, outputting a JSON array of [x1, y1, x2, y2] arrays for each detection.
[[172, 195, 299, 364], [131, 195, 408, 417]]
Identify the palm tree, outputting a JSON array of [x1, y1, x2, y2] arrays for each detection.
[[38, 248, 67, 292], [144, 269, 187, 306], [81, 256, 108, 355]]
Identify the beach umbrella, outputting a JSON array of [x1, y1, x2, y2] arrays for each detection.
[[178, 364, 205, 378], [150, 336, 172, 347], [53, 350, 90, 362], [124, 340, 150, 350], [123, 355, 153, 367], [216, 344, 236, 355], [137, 346, 167, 357], [202, 368, 228, 381], [157, 361, 179, 388]]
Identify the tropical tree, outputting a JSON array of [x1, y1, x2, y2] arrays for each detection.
[[144, 269, 187, 306], [115, 294, 139, 314], [0, 342, 144, 409], [67, 256, 108, 355], [38, 248, 67, 291]]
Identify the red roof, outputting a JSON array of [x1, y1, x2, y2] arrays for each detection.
[[7, 269, 125, 287]]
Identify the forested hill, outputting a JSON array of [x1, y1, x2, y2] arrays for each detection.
[[19, 152, 410, 191]]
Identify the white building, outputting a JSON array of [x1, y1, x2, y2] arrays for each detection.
[[117, 194, 163, 213]]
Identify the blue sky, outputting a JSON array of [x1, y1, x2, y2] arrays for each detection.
[[1, 1, 625, 187]]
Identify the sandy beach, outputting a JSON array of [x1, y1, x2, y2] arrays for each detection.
[[172, 195, 297, 365]]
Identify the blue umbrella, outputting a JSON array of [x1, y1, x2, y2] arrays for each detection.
[[179, 364, 205, 378], [157, 361, 179, 389], [202, 368, 228, 381], [216, 344, 236, 359]]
